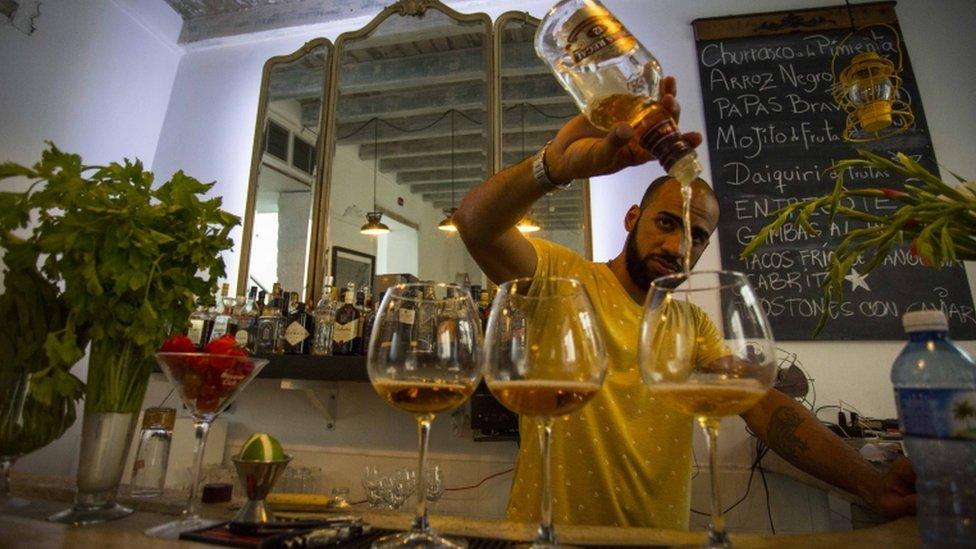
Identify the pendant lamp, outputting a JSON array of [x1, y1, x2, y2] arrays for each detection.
[[360, 117, 390, 235]]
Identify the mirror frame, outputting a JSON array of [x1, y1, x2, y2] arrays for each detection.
[[237, 38, 336, 297], [311, 0, 494, 299], [493, 11, 593, 261], [238, 4, 598, 300]]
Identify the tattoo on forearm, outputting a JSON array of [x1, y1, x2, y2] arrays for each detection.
[[767, 406, 809, 460]]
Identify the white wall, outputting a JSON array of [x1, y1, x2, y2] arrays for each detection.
[[0, 0, 183, 476]]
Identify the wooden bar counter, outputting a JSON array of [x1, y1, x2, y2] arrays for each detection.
[[2, 474, 921, 548]]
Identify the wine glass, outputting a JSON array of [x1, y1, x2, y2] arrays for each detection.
[[638, 271, 776, 548], [145, 352, 269, 539], [367, 282, 482, 548], [483, 277, 607, 548]]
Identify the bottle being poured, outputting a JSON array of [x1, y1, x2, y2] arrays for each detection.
[[536, 0, 701, 274]]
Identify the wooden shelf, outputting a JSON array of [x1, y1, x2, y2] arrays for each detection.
[[151, 354, 370, 382]]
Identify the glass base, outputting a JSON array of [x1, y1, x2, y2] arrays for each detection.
[[144, 516, 221, 539], [48, 501, 133, 526], [372, 530, 468, 549], [0, 494, 30, 512], [512, 543, 570, 549]]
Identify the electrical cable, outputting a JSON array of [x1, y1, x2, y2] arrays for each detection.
[[350, 467, 515, 506]]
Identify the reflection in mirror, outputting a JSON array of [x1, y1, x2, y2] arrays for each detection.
[[326, 5, 491, 293], [497, 13, 591, 258], [243, 41, 330, 301]]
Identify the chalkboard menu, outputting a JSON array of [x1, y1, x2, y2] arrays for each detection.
[[693, 2, 976, 340]]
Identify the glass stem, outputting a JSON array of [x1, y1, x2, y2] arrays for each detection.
[[700, 416, 730, 548], [411, 413, 434, 533], [183, 419, 211, 520], [0, 458, 13, 497], [537, 417, 556, 546]]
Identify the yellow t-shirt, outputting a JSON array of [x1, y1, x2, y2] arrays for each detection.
[[504, 239, 722, 529]]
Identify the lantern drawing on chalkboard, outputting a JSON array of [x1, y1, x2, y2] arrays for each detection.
[[830, 21, 914, 142]]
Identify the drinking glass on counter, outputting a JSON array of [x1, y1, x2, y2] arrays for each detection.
[[639, 271, 776, 548], [484, 277, 607, 549], [367, 282, 483, 548]]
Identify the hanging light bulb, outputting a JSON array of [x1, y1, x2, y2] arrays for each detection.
[[517, 214, 541, 234], [516, 103, 543, 235], [361, 211, 391, 235], [842, 52, 896, 132], [830, 2, 913, 142], [439, 110, 460, 235], [361, 117, 390, 236], [438, 207, 458, 232]]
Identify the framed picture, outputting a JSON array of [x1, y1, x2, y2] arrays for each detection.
[[331, 246, 375, 292]]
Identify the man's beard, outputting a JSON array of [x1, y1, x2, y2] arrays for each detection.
[[624, 229, 654, 292], [624, 229, 683, 292]]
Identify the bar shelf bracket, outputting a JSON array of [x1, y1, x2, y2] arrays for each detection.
[[280, 379, 339, 430]]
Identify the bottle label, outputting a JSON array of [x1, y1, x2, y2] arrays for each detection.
[[235, 329, 250, 347], [212, 316, 230, 339], [284, 321, 310, 346], [334, 320, 359, 344], [187, 319, 205, 345], [398, 308, 416, 325], [256, 319, 277, 348], [564, 6, 636, 65], [895, 388, 976, 440]]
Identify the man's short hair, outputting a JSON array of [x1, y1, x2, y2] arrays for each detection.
[[638, 175, 715, 210]]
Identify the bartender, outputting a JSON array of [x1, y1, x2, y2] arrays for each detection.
[[453, 76, 917, 529]]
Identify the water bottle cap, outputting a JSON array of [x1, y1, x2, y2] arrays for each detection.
[[902, 310, 948, 333]]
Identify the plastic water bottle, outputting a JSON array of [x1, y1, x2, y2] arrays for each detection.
[[891, 310, 976, 547]]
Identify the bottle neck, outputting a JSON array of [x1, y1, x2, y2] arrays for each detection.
[[908, 330, 948, 342]]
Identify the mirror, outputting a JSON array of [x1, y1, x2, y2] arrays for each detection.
[[495, 12, 592, 258], [238, 39, 333, 301], [319, 2, 492, 296]]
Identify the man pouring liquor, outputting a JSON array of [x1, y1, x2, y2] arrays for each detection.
[[452, 76, 917, 529]]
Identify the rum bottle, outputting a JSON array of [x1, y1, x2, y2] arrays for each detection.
[[282, 301, 313, 354], [312, 277, 338, 356], [332, 283, 361, 356], [535, 0, 701, 183]]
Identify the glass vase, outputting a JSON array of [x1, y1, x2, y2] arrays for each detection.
[[1, 370, 77, 511], [49, 339, 149, 525]]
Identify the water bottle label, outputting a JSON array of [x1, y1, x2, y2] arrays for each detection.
[[896, 388, 976, 440]]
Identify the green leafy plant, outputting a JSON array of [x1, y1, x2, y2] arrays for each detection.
[[742, 149, 976, 335], [0, 143, 239, 413]]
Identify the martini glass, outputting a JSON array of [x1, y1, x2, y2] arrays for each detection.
[[145, 352, 268, 539]]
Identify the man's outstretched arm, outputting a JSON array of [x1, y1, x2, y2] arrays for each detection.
[[454, 76, 697, 284], [742, 388, 916, 518]]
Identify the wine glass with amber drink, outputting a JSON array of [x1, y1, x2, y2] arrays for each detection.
[[484, 277, 606, 548], [639, 271, 776, 548], [367, 282, 483, 549]]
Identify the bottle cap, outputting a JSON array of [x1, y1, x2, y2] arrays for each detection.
[[902, 310, 948, 333], [143, 407, 176, 430]]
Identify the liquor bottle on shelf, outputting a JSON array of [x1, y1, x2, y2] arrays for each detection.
[[237, 286, 260, 351], [332, 283, 361, 356], [535, 0, 701, 185], [257, 290, 267, 317], [312, 276, 338, 356], [187, 296, 215, 350], [282, 299, 313, 355], [211, 283, 239, 340], [360, 291, 376, 356], [354, 287, 368, 355], [478, 289, 491, 332], [255, 294, 283, 355]]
